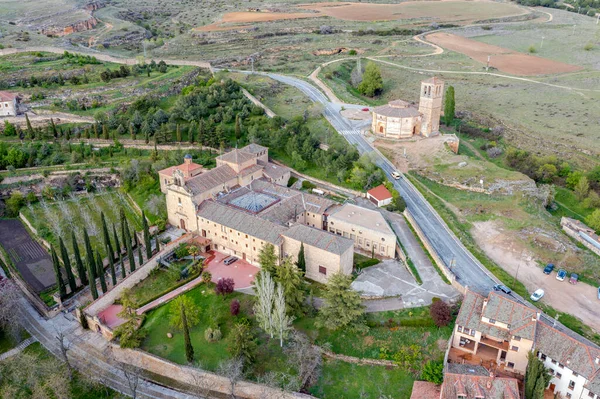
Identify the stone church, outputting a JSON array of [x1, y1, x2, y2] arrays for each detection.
[[371, 77, 444, 139]]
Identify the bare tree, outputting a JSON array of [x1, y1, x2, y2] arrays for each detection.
[[254, 273, 275, 338], [189, 363, 217, 399], [54, 326, 74, 380], [272, 283, 293, 348], [0, 279, 23, 340], [218, 357, 244, 399], [121, 362, 142, 399], [285, 331, 322, 392]]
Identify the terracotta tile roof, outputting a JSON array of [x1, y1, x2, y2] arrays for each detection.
[[158, 162, 203, 179], [441, 370, 520, 399], [241, 143, 268, 155], [186, 164, 238, 195], [217, 149, 255, 165], [367, 184, 393, 201], [260, 161, 290, 181], [410, 381, 441, 399], [328, 203, 394, 236], [482, 292, 537, 340], [373, 103, 421, 118], [0, 91, 17, 102]]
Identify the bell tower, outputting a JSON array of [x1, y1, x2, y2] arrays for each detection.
[[418, 77, 444, 137]]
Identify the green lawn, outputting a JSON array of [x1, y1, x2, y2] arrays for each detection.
[[552, 186, 595, 221], [129, 259, 194, 307], [0, 329, 30, 354], [310, 359, 415, 399]]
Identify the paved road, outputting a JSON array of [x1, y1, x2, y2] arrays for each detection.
[[256, 71, 498, 296]]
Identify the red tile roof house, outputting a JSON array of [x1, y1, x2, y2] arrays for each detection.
[[0, 91, 18, 117], [158, 154, 204, 193], [410, 380, 441, 399], [367, 184, 393, 207]]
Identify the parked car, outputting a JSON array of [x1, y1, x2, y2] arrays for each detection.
[[569, 273, 579, 285], [391, 171, 401, 180], [597, 287, 600, 300], [223, 256, 238, 265], [556, 269, 567, 281], [362, 107, 370, 112], [493, 284, 512, 295], [530, 289, 545, 302], [543, 263, 555, 275]]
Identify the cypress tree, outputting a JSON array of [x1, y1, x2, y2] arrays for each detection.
[[102, 124, 108, 140], [50, 118, 57, 138], [155, 234, 160, 253], [197, 119, 204, 147], [60, 237, 77, 293], [113, 224, 125, 279], [107, 243, 117, 286], [122, 209, 136, 272], [96, 252, 107, 294], [235, 114, 241, 141], [182, 303, 194, 363], [83, 229, 96, 281], [25, 113, 34, 139], [142, 211, 152, 259], [176, 124, 181, 142], [188, 121, 195, 144], [71, 231, 88, 286], [444, 86, 455, 126], [101, 212, 113, 257], [297, 243, 306, 273], [94, 123, 99, 139], [87, 256, 98, 300], [135, 230, 143, 266], [130, 124, 136, 141], [51, 245, 67, 299]]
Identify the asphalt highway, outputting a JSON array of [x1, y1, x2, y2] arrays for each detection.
[[261, 72, 498, 295]]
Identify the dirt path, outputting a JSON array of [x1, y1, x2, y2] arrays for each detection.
[[472, 220, 600, 333], [5, 111, 94, 126]]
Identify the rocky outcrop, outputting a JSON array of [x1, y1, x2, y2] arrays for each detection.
[[42, 17, 98, 37], [84, 1, 106, 12]]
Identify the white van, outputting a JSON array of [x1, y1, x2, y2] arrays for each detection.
[[391, 171, 401, 180]]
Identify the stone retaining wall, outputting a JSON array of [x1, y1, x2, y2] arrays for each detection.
[[241, 88, 276, 118]]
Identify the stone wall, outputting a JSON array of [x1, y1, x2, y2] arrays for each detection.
[[110, 345, 315, 399], [241, 88, 276, 118]]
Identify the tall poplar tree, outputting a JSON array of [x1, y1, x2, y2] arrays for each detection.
[[60, 237, 77, 293], [51, 245, 66, 299], [96, 252, 107, 294], [71, 231, 87, 286], [142, 211, 152, 259]]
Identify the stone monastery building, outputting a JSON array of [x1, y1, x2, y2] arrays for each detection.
[[160, 144, 397, 283], [372, 77, 444, 139]]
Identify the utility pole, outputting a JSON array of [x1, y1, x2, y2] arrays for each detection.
[[596, 14, 599, 25], [486, 55, 490, 71], [540, 36, 545, 49]]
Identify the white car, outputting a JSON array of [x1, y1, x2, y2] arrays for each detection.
[[391, 171, 401, 180], [530, 289, 545, 302]]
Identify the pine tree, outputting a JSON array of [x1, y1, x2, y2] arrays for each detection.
[[316, 273, 365, 331], [60, 237, 77, 293], [444, 86, 455, 126], [87, 256, 98, 300], [142, 210, 152, 259], [83, 229, 96, 281], [188, 121, 196, 144], [258, 244, 278, 276], [130, 124, 136, 141], [51, 245, 67, 299], [50, 118, 58, 138], [296, 243, 306, 273], [101, 212, 113, 257], [25, 113, 34, 139], [71, 231, 88, 286], [113, 224, 125, 279], [357, 62, 383, 97], [274, 257, 305, 316], [182, 302, 194, 363], [107, 243, 117, 286], [96, 252, 107, 294]]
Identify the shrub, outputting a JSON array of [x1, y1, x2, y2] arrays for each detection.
[[487, 147, 503, 158], [584, 42, 594, 51], [204, 327, 222, 342], [230, 299, 240, 316], [430, 300, 451, 327], [174, 242, 189, 259], [215, 277, 235, 297], [301, 180, 317, 190], [528, 45, 536, 53], [348, 49, 357, 55], [421, 360, 444, 384], [201, 271, 212, 284]]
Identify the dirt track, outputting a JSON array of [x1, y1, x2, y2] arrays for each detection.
[[426, 32, 582, 76], [473, 220, 600, 333]]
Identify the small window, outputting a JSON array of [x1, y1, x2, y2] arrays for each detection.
[[469, 329, 475, 337], [551, 360, 557, 365], [566, 394, 572, 399], [489, 319, 496, 324], [511, 346, 519, 352], [457, 326, 463, 332], [569, 381, 576, 390], [513, 336, 521, 341], [507, 362, 515, 369], [573, 372, 579, 377], [556, 373, 562, 379], [559, 364, 564, 369], [178, 197, 182, 205], [541, 354, 547, 361], [245, 234, 248, 238], [319, 266, 327, 275], [588, 392, 594, 398]]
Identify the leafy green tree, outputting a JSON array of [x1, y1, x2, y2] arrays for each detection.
[[96, 252, 107, 294], [71, 231, 87, 286], [170, 296, 200, 363], [586, 209, 600, 234], [5, 191, 25, 216], [316, 273, 365, 331], [258, 244, 278, 276], [59, 237, 77, 293], [114, 289, 145, 348], [357, 62, 383, 97], [574, 175, 590, 201], [525, 352, 551, 399], [142, 211, 152, 259], [444, 86, 455, 125], [274, 257, 305, 316], [421, 360, 444, 384], [51, 245, 66, 299], [296, 243, 306, 273], [227, 322, 257, 366]]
